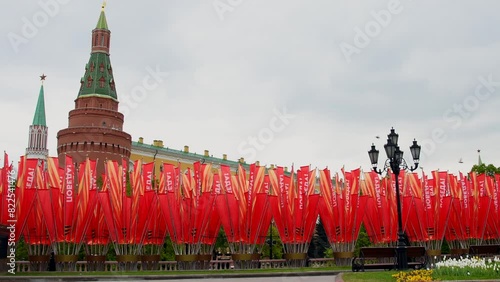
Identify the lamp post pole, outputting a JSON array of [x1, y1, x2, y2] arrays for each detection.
[[368, 127, 421, 271], [393, 164, 407, 270]]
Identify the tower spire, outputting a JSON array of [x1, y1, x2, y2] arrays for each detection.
[[96, 1, 108, 30], [78, 4, 116, 100], [33, 74, 47, 126], [26, 75, 49, 160]]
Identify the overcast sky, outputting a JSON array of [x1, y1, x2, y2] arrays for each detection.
[[1, 1, 500, 175]]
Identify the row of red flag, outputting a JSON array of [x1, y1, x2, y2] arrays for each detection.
[[363, 170, 499, 245], [1, 152, 498, 256]]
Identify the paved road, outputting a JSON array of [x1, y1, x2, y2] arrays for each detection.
[[2, 275, 340, 282], [150, 276, 337, 282], [103, 275, 336, 282]]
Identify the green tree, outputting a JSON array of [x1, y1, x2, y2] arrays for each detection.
[[96, 175, 103, 189], [15, 238, 28, 260], [214, 227, 229, 254], [261, 224, 283, 259], [354, 224, 371, 256], [441, 239, 450, 254], [126, 170, 132, 196], [161, 236, 175, 261], [470, 163, 500, 177], [308, 218, 329, 258], [107, 243, 116, 261]]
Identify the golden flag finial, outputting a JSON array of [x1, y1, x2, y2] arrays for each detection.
[[102, 0, 107, 11]]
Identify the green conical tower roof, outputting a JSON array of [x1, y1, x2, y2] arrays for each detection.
[[77, 53, 117, 100], [32, 84, 46, 126], [77, 5, 117, 101], [96, 10, 108, 30]]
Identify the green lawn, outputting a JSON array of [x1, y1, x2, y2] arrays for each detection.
[[342, 271, 399, 282], [341, 270, 500, 281], [436, 274, 500, 281]]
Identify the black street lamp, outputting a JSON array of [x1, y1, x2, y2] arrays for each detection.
[[368, 127, 421, 270]]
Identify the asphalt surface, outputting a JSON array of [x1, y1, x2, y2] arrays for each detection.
[[0, 272, 342, 282], [121, 276, 337, 282]]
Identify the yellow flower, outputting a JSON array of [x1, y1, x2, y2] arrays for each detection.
[[392, 269, 434, 282]]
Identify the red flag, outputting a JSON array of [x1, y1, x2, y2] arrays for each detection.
[[143, 162, 154, 191], [0, 152, 12, 225], [122, 158, 128, 193], [63, 155, 75, 241], [16, 158, 38, 241]]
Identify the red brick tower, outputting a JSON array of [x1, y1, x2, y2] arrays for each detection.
[[57, 5, 131, 175]]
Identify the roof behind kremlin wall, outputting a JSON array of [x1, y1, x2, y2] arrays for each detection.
[[130, 141, 249, 170]]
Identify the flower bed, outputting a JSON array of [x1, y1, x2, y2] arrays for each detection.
[[392, 269, 433, 281], [433, 255, 500, 278]]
